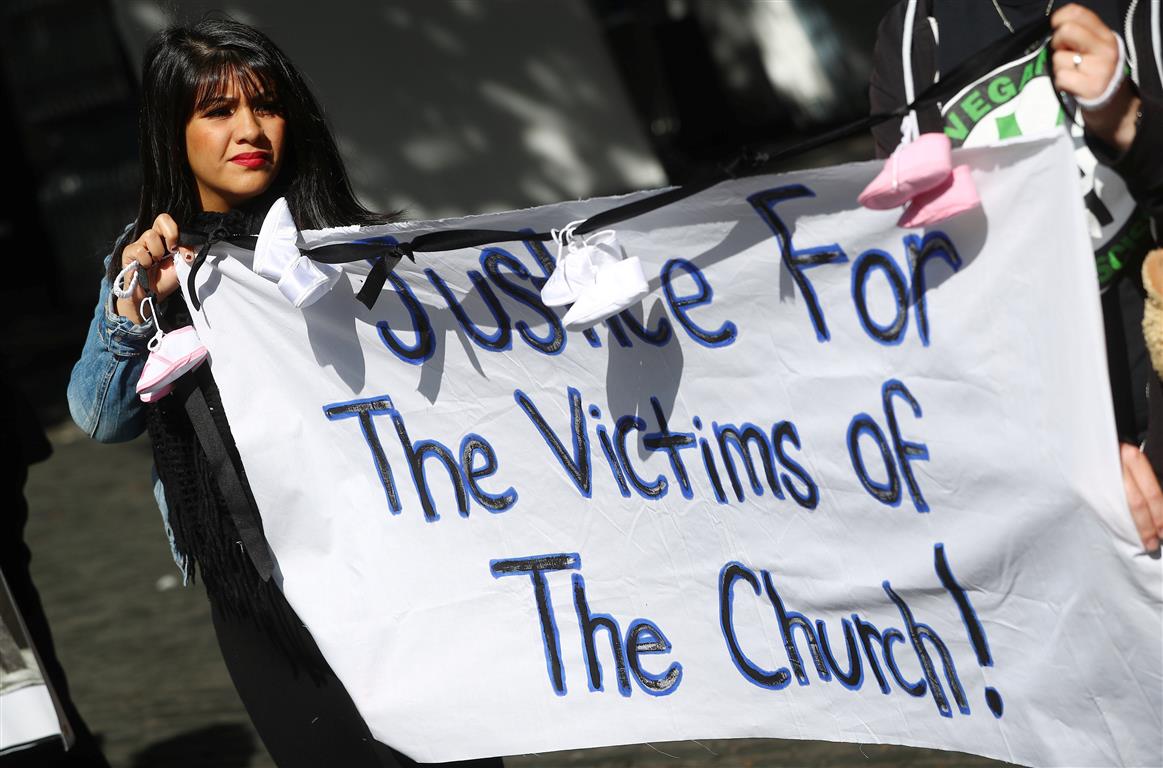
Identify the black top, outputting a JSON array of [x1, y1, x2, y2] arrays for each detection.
[[934, 0, 1121, 77]]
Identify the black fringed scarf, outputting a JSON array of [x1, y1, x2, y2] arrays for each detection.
[[145, 208, 330, 680]]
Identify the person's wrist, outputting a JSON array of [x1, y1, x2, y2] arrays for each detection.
[[114, 294, 144, 324], [1082, 85, 1141, 152], [114, 277, 151, 323], [100, 289, 155, 355]]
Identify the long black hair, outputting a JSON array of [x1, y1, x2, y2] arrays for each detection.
[[129, 20, 393, 641], [128, 17, 383, 255]]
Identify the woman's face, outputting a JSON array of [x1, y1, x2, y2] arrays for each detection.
[[185, 77, 286, 212]]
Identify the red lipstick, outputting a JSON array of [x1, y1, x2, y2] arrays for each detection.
[[230, 152, 270, 168]]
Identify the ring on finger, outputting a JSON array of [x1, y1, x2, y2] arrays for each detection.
[[1072, 53, 1083, 70]]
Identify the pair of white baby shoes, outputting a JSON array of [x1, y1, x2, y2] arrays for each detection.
[[540, 221, 649, 330]]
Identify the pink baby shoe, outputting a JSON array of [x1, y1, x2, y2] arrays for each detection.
[[897, 164, 980, 228], [138, 382, 175, 403], [859, 133, 953, 210], [136, 325, 209, 398]]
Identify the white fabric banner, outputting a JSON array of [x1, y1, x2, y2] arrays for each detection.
[[179, 134, 1161, 767]]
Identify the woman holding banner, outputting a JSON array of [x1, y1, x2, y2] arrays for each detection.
[[869, 0, 1163, 552], [67, 17, 500, 768]]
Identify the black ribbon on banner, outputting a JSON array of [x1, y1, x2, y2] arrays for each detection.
[[307, 239, 414, 309], [182, 225, 247, 311], [180, 231, 415, 310]]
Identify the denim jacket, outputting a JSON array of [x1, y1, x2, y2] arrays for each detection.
[[68, 247, 187, 578]]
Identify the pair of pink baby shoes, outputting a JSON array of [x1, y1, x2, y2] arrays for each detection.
[[858, 133, 979, 227], [540, 223, 649, 331], [135, 297, 209, 402]]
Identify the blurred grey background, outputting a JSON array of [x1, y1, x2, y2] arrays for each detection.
[[0, 3, 1014, 767]]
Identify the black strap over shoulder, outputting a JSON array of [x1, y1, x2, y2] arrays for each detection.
[[180, 369, 275, 581]]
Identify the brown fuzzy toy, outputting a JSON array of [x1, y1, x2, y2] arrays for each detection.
[[1142, 248, 1163, 379]]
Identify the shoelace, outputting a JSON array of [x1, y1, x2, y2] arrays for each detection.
[[581, 228, 618, 249], [140, 295, 166, 349], [549, 220, 620, 264], [550, 219, 587, 263]]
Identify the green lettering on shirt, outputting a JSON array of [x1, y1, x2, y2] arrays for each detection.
[[1096, 214, 1152, 286], [945, 112, 969, 141], [963, 90, 991, 121], [1096, 255, 1115, 285], [1018, 60, 1038, 90], [987, 75, 1017, 104]]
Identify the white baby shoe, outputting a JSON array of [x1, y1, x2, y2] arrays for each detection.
[[254, 197, 341, 308], [542, 221, 651, 330], [561, 247, 649, 332], [541, 221, 621, 307]]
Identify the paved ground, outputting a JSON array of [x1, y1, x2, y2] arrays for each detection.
[[20, 415, 1011, 767]]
